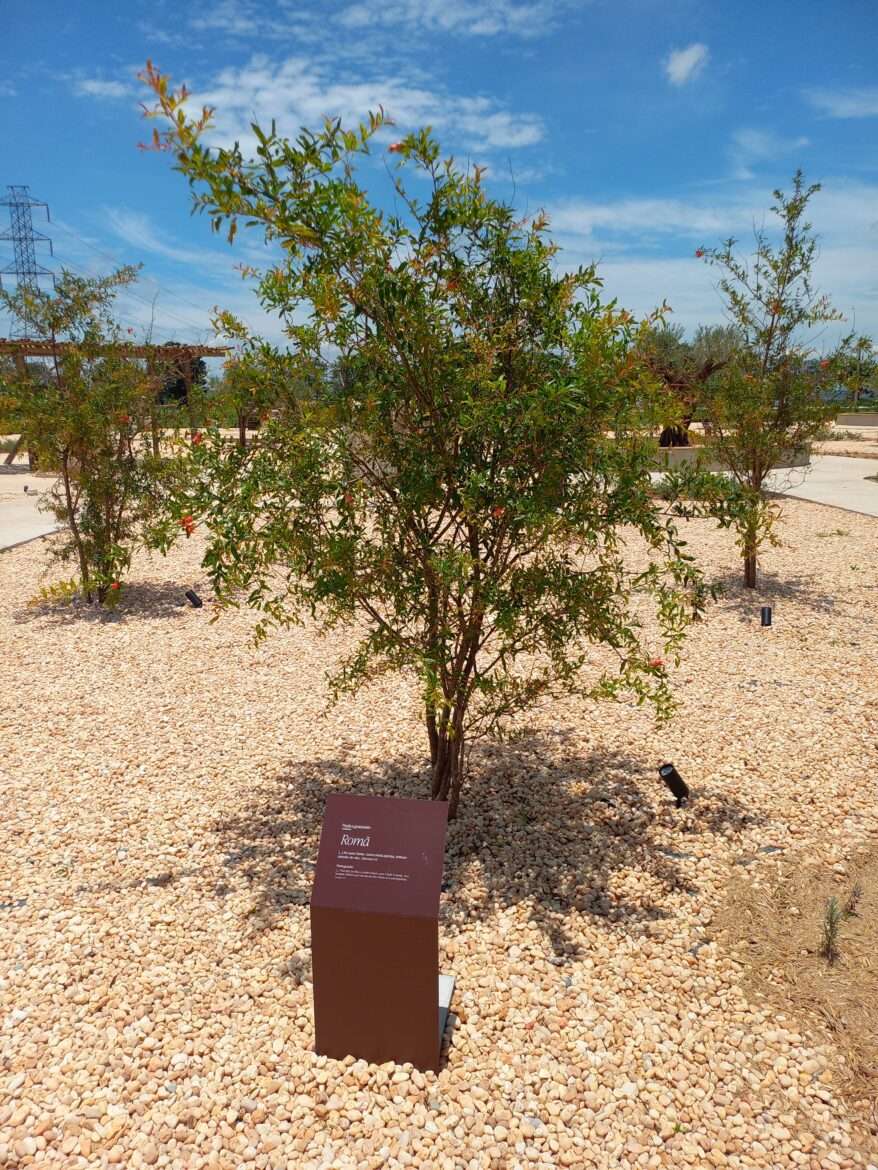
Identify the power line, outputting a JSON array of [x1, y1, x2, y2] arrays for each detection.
[[50, 217, 229, 332], [34, 246, 212, 341]]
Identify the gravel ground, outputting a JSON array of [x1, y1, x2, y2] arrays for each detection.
[[1, 501, 877, 1170], [814, 443, 878, 460]]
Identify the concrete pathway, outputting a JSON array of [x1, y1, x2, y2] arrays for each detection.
[[0, 468, 59, 550], [768, 455, 878, 518]]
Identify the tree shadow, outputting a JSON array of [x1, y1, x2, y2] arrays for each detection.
[[212, 729, 759, 959], [711, 567, 839, 620], [12, 580, 203, 626], [0, 463, 53, 478]]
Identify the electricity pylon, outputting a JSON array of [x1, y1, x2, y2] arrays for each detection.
[[0, 185, 54, 337]]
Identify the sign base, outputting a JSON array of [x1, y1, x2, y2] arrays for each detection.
[[438, 973, 455, 1047]]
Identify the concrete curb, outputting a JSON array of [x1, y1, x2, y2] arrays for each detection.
[[0, 528, 60, 553]]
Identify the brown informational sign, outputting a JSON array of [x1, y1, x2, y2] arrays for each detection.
[[310, 793, 452, 1072]]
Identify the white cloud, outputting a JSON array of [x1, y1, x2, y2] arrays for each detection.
[[549, 197, 748, 241], [0, 81, 17, 98], [103, 208, 256, 280], [190, 0, 259, 36], [548, 181, 878, 341], [73, 79, 132, 100], [191, 54, 544, 153], [337, 0, 566, 38], [804, 86, 878, 119], [183, 0, 576, 40], [663, 43, 709, 87], [729, 127, 809, 180]]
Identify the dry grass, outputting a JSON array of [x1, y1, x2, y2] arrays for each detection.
[[717, 847, 878, 1150]]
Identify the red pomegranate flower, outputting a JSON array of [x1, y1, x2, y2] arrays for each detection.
[[492, 505, 505, 519], [649, 657, 665, 669], [192, 431, 204, 446], [819, 359, 830, 369], [180, 514, 196, 537], [110, 581, 120, 591], [388, 142, 404, 153], [694, 248, 705, 258]]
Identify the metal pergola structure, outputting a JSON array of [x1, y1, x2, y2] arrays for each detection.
[[0, 339, 230, 465]]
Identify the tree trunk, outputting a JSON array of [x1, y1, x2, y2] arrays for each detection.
[[237, 411, 247, 449], [61, 450, 92, 603], [428, 714, 465, 818], [3, 436, 23, 466], [743, 545, 757, 589], [659, 422, 690, 448]]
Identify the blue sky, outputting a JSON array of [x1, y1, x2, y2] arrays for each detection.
[[2, 0, 877, 353]]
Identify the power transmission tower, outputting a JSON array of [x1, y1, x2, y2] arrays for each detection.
[[0, 185, 54, 337]]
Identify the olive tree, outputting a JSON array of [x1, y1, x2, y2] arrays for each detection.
[[641, 323, 740, 447], [142, 65, 708, 815]]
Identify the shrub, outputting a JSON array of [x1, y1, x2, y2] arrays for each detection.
[[0, 268, 163, 604], [142, 67, 710, 814]]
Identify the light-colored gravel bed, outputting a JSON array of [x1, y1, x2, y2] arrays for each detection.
[[1, 500, 877, 1170]]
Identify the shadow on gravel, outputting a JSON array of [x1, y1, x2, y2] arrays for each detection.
[[12, 580, 201, 626], [213, 730, 758, 957], [711, 567, 839, 619]]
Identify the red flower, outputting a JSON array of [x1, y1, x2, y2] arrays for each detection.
[[110, 581, 120, 591], [127, 327, 135, 335], [192, 431, 203, 446], [492, 505, 505, 519], [388, 142, 404, 153], [180, 514, 196, 537], [819, 359, 830, 369], [694, 248, 705, 258], [649, 657, 665, 669], [118, 413, 130, 424], [343, 491, 354, 506]]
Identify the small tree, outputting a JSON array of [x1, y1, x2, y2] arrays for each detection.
[[0, 268, 159, 604], [836, 334, 876, 411], [143, 66, 709, 815], [211, 317, 319, 447], [697, 172, 842, 588]]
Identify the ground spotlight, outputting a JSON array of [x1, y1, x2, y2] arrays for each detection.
[[761, 606, 772, 627], [659, 762, 689, 808], [185, 589, 203, 609]]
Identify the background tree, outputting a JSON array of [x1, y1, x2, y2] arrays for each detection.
[[640, 323, 740, 446], [836, 334, 876, 410], [0, 268, 160, 604], [697, 172, 842, 588], [0, 355, 53, 468], [211, 315, 324, 446], [143, 67, 709, 816], [158, 340, 208, 431]]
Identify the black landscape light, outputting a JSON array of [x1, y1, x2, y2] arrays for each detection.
[[760, 606, 772, 627], [659, 762, 690, 808], [184, 589, 203, 609]]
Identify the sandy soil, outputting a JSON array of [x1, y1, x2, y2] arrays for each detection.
[[1, 500, 877, 1169]]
